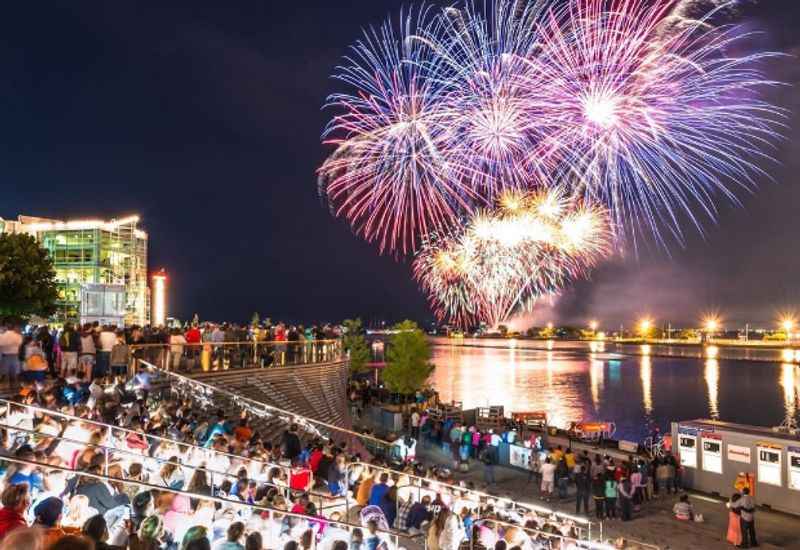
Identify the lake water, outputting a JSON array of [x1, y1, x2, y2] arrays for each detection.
[[428, 340, 800, 442]]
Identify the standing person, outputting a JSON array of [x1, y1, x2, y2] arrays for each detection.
[[604, 474, 618, 519], [591, 474, 606, 520], [36, 326, 56, 378], [617, 474, 634, 521], [656, 458, 674, 495], [726, 493, 743, 547], [540, 457, 556, 501], [736, 488, 757, 548], [96, 325, 116, 379], [110, 332, 129, 377], [78, 325, 96, 380], [575, 466, 591, 515], [556, 456, 569, 500], [169, 329, 187, 371], [59, 323, 80, 377], [0, 324, 23, 388], [410, 408, 420, 440], [479, 444, 496, 487]]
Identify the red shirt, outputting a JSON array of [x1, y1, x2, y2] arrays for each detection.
[[309, 450, 323, 472], [185, 328, 201, 344], [289, 469, 312, 491], [0, 508, 26, 540]]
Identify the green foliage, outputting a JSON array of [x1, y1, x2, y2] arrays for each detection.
[[0, 233, 58, 323], [497, 324, 508, 336], [342, 318, 370, 374], [383, 320, 435, 395]]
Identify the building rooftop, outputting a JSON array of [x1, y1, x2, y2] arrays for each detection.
[[679, 418, 800, 443]]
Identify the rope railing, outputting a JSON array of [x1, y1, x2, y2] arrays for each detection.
[[0, 454, 403, 550]]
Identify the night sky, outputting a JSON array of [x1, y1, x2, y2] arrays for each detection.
[[2, 1, 799, 328]]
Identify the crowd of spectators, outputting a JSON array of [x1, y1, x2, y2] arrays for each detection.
[[0, 364, 595, 550], [0, 321, 343, 388]]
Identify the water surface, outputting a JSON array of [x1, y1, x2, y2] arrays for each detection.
[[428, 341, 799, 441]]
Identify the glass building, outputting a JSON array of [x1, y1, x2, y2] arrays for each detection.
[[0, 215, 149, 325]]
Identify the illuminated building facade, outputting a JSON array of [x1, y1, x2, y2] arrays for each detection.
[[0, 215, 149, 325], [151, 269, 167, 327]]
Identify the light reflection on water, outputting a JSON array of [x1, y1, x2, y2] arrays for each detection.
[[429, 344, 800, 441]]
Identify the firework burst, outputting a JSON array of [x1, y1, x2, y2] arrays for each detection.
[[414, 188, 613, 327], [527, 0, 785, 244], [318, 7, 474, 255]]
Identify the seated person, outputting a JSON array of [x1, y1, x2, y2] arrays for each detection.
[[673, 494, 694, 521]]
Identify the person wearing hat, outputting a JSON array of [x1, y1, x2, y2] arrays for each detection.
[[33, 496, 79, 548]]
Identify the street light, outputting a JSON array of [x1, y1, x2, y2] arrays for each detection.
[[781, 317, 795, 341], [703, 316, 719, 343], [639, 318, 652, 339], [589, 320, 598, 332]]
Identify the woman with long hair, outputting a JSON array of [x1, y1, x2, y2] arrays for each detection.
[[726, 493, 743, 547]]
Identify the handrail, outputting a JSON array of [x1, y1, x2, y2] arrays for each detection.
[[129, 338, 342, 348], [0, 454, 403, 549], [0, 416, 345, 514], [0, 397, 273, 472], [142, 360, 394, 452], [0, 419, 251, 488], [472, 517, 610, 550], [344, 460, 595, 540]]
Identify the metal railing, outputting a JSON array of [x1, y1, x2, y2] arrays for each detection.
[[344, 461, 597, 542], [0, 397, 273, 474], [129, 339, 344, 372], [471, 518, 603, 550], [0, 454, 403, 550], [0, 399, 347, 515], [143, 360, 396, 458]]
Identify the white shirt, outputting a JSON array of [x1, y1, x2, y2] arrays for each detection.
[[411, 412, 420, 428], [540, 462, 556, 483], [0, 330, 22, 355], [99, 331, 117, 352], [80, 334, 96, 355], [170, 334, 187, 354]]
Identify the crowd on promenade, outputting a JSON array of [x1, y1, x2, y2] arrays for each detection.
[[0, 321, 344, 388], [383, 406, 762, 548]]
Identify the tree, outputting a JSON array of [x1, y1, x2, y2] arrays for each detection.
[[342, 318, 370, 375], [251, 312, 261, 327], [0, 233, 58, 323], [383, 320, 435, 395]]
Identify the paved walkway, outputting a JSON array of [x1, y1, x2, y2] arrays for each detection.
[[415, 443, 800, 549]]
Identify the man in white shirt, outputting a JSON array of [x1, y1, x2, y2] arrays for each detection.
[[96, 325, 117, 379], [0, 324, 23, 386], [540, 457, 557, 501]]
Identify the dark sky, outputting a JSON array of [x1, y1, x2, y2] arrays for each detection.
[[2, 1, 799, 329]]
